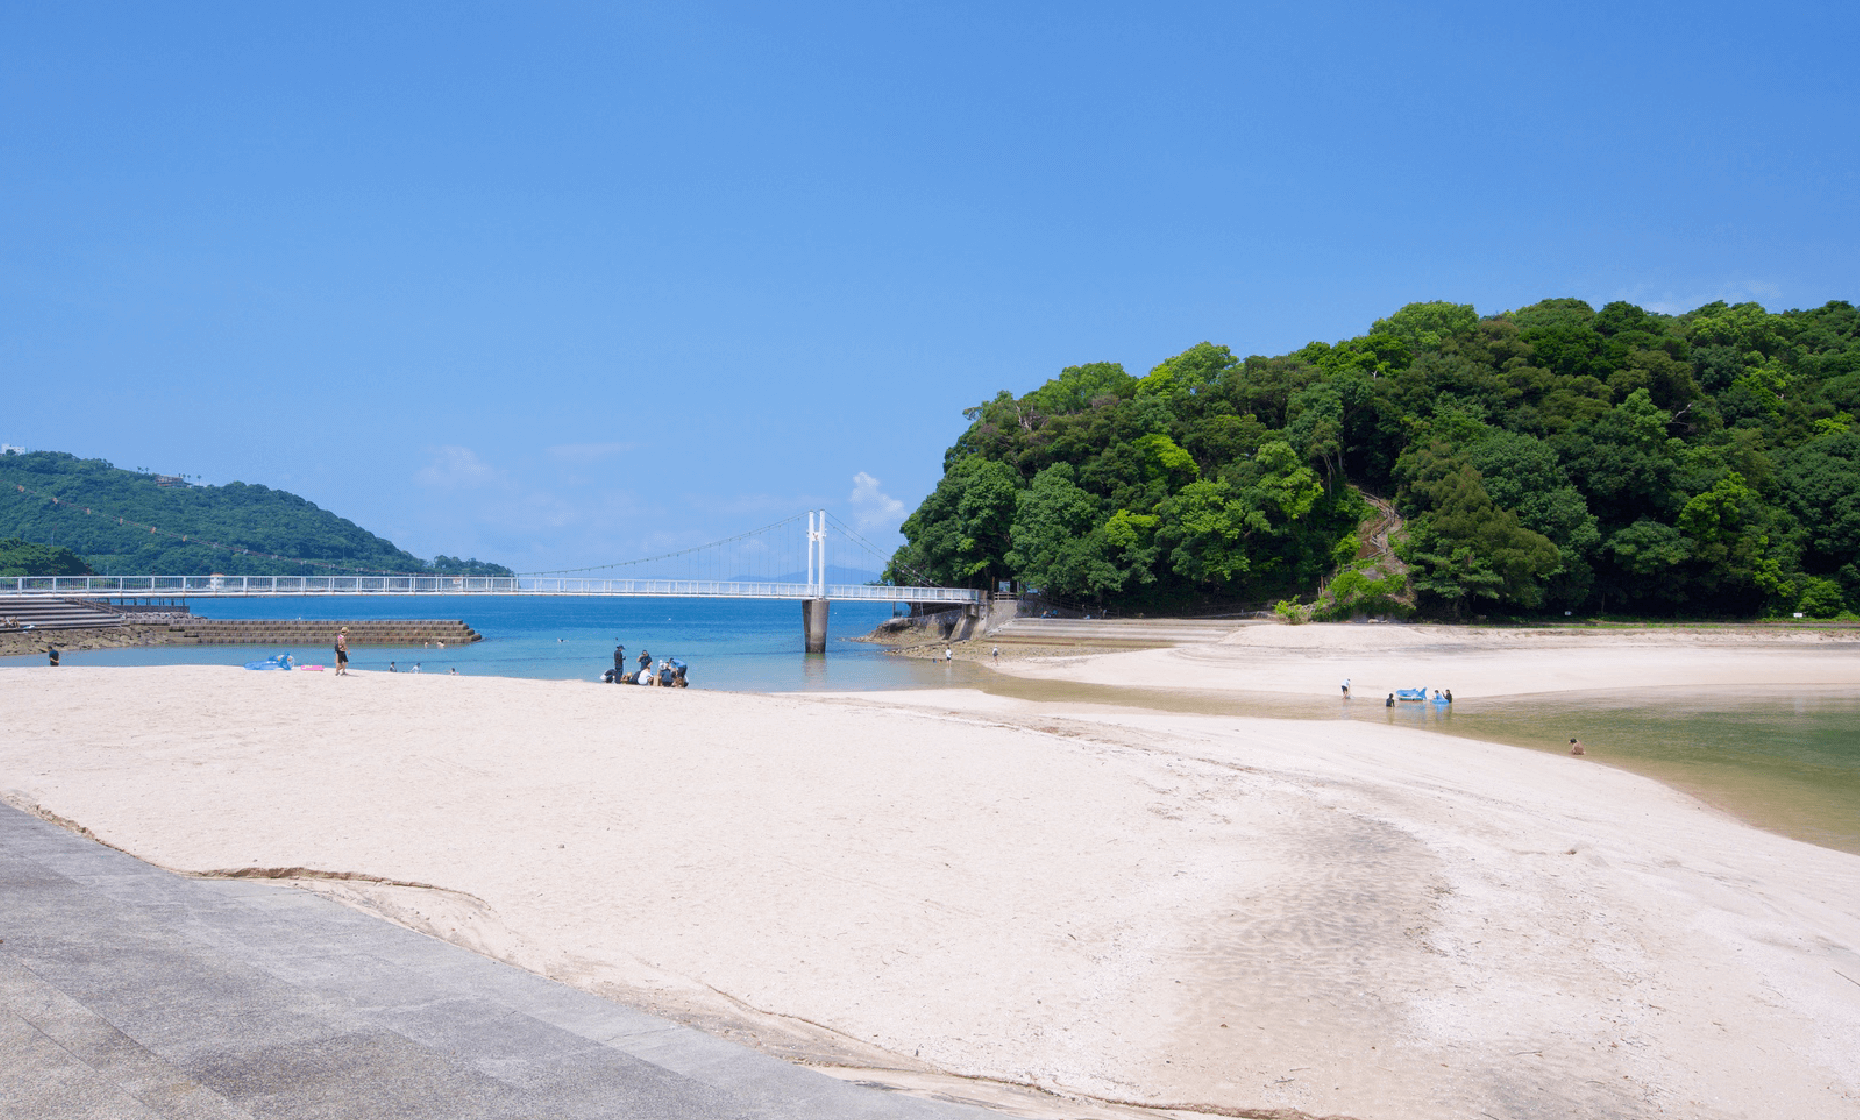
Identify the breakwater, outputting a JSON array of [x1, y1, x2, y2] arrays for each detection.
[[161, 619, 482, 646]]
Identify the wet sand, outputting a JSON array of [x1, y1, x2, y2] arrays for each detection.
[[971, 622, 1860, 856]]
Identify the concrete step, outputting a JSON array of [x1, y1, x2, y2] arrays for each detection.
[[0, 597, 126, 631], [0, 804, 987, 1120]]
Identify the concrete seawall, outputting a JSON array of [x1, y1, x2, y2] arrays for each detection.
[[2, 619, 483, 657], [163, 619, 483, 646]]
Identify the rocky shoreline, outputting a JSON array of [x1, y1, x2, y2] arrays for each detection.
[[2, 618, 482, 658], [0, 625, 179, 658]]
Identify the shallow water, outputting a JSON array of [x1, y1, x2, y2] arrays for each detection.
[[6, 599, 1857, 854], [967, 676, 1860, 855], [1429, 689, 1860, 855]]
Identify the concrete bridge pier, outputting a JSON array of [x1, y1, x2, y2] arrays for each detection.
[[802, 598, 830, 653]]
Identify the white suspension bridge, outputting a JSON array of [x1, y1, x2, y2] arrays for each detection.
[[1, 510, 982, 652]]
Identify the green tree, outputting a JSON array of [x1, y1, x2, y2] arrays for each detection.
[[1464, 430, 1600, 604], [1370, 301, 1479, 353], [1006, 465, 1112, 597], [1395, 443, 1561, 613], [1777, 432, 1860, 604], [0, 538, 94, 577], [890, 296, 1860, 619], [889, 456, 1021, 588], [1154, 480, 1257, 587]]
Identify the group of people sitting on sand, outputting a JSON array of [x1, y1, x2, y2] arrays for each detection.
[[606, 644, 688, 687]]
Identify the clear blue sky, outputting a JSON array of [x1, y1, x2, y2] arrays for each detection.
[[4, 2, 1855, 572]]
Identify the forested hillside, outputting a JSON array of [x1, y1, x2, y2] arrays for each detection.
[[0, 451, 511, 577], [888, 298, 1860, 619]]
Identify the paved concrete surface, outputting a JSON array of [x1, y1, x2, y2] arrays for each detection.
[[0, 804, 992, 1119]]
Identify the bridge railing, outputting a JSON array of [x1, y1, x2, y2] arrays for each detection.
[[0, 575, 983, 603]]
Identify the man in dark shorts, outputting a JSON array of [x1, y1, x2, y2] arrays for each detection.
[[334, 627, 350, 676], [613, 643, 626, 682]]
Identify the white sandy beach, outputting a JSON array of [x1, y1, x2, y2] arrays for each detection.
[[990, 621, 1860, 700], [4, 639, 1859, 1120]]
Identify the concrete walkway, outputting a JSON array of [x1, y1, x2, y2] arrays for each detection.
[[0, 805, 990, 1119]]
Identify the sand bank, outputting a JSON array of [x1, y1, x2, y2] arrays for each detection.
[[988, 622, 1860, 700], [3, 664, 1858, 1119]]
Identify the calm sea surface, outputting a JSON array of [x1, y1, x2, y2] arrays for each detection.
[[5, 597, 1857, 853], [0, 596, 965, 691]]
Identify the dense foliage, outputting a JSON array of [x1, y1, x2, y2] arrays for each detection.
[[0, 451, 512, 577], [888, 298, 1860, 619], [0, 538, 93, 577]]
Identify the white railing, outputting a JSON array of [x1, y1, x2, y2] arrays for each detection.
[[0, 575, 982, 603]]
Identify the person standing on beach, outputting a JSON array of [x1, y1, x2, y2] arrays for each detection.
[[1341, 677, 1351, 698], [992, 646, 999, 665], [944, 646, 953, 661], [334, 627, 349, 676], [613, 643, 626, 680]]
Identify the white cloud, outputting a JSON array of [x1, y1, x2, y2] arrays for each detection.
[[1618, 279, 1786, 316], [848, 471, 905, 531], [415, 446, 506, 490]]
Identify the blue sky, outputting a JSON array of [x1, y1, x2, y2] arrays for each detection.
[[4, 1, 1856, 573]]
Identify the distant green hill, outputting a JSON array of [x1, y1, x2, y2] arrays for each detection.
[[0, 450, 510, 577]]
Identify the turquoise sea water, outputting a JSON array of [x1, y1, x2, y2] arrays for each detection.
[[5, 599, 1856, 853], [0, 596, 972, 691]]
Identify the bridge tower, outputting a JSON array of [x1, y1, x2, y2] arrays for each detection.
[[802, 509, 829, 653]]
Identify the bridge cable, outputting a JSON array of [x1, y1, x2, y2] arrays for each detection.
[[517, 512, 809, 576], [823, 512, 938, 587]]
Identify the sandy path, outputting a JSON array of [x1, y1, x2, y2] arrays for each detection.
[[3, 663, 1858, 1120]]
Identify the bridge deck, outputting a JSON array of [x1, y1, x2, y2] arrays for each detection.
[[3, 575, 983, 604]]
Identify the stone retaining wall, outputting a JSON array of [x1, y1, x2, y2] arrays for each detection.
[[162, 620, 483, 646]]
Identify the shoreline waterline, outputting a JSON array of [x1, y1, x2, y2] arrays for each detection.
[[7, 592, 1860, 855], [917, 674, 1860, 856]]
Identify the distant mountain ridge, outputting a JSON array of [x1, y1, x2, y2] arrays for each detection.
[[0, 449, 509, 577]]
